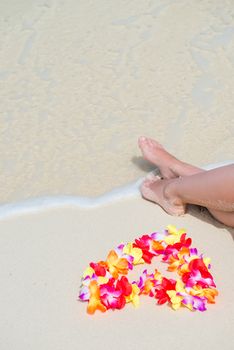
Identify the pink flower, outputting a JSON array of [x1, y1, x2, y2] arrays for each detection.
[[185, 269, 215, 288], [178, 293, 207, 311], [100, 282, 126, 310]]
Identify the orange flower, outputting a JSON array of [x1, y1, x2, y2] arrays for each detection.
[[167, 256, 181, 272], [142, 279, 155, 295], [167, 248, 189, 272], [190, 285, 218, 303], [87, 280, 107, 315], [178, 247, 190, 258], [152, 240, 164, 253], [106, 250, 129, 278]]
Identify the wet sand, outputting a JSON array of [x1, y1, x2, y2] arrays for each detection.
[[1, 0, 234, 202]]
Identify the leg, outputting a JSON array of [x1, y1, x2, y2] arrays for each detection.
[[141, 165, 234, 227], [138, 136, 203, 178], [138, 136, 234, 226]]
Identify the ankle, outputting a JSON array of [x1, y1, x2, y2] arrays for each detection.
[[163, 179, 183, 207], [172, 161, 204, 177], [161, 178, 186, 216]]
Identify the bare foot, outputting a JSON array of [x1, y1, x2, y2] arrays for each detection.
[[138, 136, 203, 179], [138, 136, 178, 179], [140, 175, 186, 216]]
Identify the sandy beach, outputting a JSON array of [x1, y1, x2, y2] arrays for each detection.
[[0, 1, 234, 349], [1, 198, 234, 350]]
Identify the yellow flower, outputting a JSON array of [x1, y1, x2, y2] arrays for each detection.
[[123, 243, 144, 265], [164, 225, 186, 245], [166, 280, 185, 310], [154, 269, 162, 282], [83, 266, 95, 278], [178, 263, 189, 275], [203, 257, 211, 268], [175, 279, 185, 293], [97, 276, 109, 284], [167, 291, 183, 310], [126, 284, 140, 307]]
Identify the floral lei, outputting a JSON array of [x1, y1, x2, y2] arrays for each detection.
[[78, 225, 218, 314]]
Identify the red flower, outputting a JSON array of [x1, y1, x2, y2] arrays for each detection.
[[155, 277, 176, 304], [100, 288, 126, 310], [133, 235, 155, 263], [182, 258, 214, 287], [141, 249, 155, 263], [116, 276, 132, 296], [155, 289, 170, 305], [161, 277, 176, 290], [134, 235, 151, 249], [180, 233, 192, 247], [90, 262, 106, 277], [162, 234, 192, 262], [188, 258, 209, 277], [100, 280, 126, 310], [114, 295, 126, 309]]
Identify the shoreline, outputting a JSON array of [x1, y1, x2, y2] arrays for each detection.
[[0, 160, 232, 220]]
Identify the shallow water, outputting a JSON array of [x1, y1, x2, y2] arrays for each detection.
[[1, 0, 234, 204], [0, 160, 233, 219]]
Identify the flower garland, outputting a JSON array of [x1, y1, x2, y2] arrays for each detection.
[[78, 225, 218, 314]]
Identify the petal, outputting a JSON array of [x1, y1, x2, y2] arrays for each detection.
[[203, 257, 211, 268], [107, 250, 118, 265], [167, 225, 178, 235], [87, 281, 107, 314], [132, 295, 140, 307], [192, 296, 207, 311], [79, 286, 90, 301], [116, 257, 129, 271], [83, 266, 95, 278], [166, 290, 176, 299], [152, 241, 164, 253], [151, 231, 168, 241], [154, 269, 162, 281], [176, 279, 185, 293], [164, 235, 179, 245], [171, 302, 181, 310], [97, 276, 109, 285], [132, 248, 144, 264]]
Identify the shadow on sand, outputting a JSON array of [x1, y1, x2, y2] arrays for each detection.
[[188, 204, 234, 241]]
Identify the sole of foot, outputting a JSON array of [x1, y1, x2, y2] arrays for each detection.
[[140, 175, 186, 216]]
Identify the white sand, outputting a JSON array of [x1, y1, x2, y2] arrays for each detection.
[[0, 197, 234, 350]]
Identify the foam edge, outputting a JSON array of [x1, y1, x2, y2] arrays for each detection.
[[0, 161, 232, 219]]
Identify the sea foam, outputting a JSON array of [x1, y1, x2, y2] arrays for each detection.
[[0, 161, 232, 219]]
